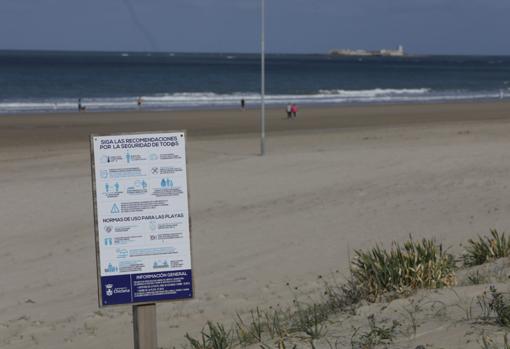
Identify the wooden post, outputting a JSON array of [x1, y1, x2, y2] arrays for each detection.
[[133, 303, 158, 349]]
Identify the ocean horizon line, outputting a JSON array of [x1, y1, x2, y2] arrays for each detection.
[[1, 48, 510, 57]]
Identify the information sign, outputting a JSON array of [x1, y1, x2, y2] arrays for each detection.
[[90, 131, 192, 306]]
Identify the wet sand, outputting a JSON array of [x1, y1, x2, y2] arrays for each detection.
[[1, 101, 510, 147]]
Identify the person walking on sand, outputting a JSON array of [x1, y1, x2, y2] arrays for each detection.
[[137, 96, 144, 108], [241, 98, 246, 110], [291, 103, 298, 118], [78, 98, 86, 111], [286, 103, 292, 119]]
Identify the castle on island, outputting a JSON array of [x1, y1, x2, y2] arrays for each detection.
[[329, 45, 405, 57]]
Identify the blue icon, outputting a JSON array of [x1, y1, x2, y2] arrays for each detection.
[[104, 238, 113, 246], [111, 204, 120, 214], [160, 178, 173, 188], [126, 152, 131, 163], [104, 263, 118, 273], [153, 260, 169, 269], [105, 182, 120, 193], [100, 170, 108, 179], [134, 180, 148, 190]]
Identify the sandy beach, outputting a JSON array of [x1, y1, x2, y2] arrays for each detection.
[[2, 101, 510, 348]]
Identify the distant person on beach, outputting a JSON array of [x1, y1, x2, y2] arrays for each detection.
[[291, 104, 298, 118], [78, 98, 86, 111], [241, 99, 245, 110], [286, 103, 292, 119], [137, 96, 144, 108]]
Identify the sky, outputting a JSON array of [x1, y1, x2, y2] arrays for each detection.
[[1, 0, 510, 55]]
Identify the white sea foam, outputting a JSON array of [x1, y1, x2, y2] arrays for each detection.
[[0, 88, 507, 114], [317, 88, 430, 97]]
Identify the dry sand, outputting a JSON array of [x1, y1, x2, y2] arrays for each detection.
[[1, 101, 510, 348]]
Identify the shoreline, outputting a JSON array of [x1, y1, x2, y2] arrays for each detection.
[[1, 100, 510, 148], [1, 96, 509, 117]]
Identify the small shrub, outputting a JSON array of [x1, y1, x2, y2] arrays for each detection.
[[351, 237, 456, 300], [351, 315, 398, 349], [468, 270, 487, 285], [235, 308, 264, 345], [291, 302, 328, 339], [449, 288, 475, 321], [323, 277, 363, 313], [490, 286, 510, 327], [463, 230, 510, 267], [477, 289, 494, 321], [400, 298, 424, 337], [186, 322, 233, 349], [477, 286, 510, 326], [263, 308, 288, 339]]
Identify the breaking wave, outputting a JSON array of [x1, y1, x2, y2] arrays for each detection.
[[0, 88, 508, 114]]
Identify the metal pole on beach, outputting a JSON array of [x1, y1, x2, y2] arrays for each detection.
[[260, 0, 266, 156]]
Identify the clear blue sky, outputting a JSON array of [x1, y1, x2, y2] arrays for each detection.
[[1, 0, 509, 55]]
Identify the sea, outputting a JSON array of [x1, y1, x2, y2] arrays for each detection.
[[1, 50, 510, 114]]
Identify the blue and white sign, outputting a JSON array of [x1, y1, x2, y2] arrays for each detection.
[[91, 132, 193, 307]]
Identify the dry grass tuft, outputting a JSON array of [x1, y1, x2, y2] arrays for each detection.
[[350, 237, 456, 300], [463, 230, 510, 267]]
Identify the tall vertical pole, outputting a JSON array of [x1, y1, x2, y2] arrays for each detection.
[[133, 303, 158, 349], [260, 0, 266, 156]]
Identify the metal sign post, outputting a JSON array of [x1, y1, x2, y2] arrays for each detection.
[[260, 0, 266, 156], [90, 131, 193, 349]]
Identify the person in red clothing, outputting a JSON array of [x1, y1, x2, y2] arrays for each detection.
[[291, 104, 298, 118]]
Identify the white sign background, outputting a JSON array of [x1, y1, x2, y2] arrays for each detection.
[[91, 131, 192, 306]]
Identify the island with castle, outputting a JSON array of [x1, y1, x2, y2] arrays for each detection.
[[329, 45, 405, 57]]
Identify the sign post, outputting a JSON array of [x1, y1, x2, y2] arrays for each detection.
[[90, 131, 193, 349], [133, 303, 157, 349]]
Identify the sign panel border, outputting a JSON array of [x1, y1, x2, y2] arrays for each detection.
[[89, 130, 194, 307]]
